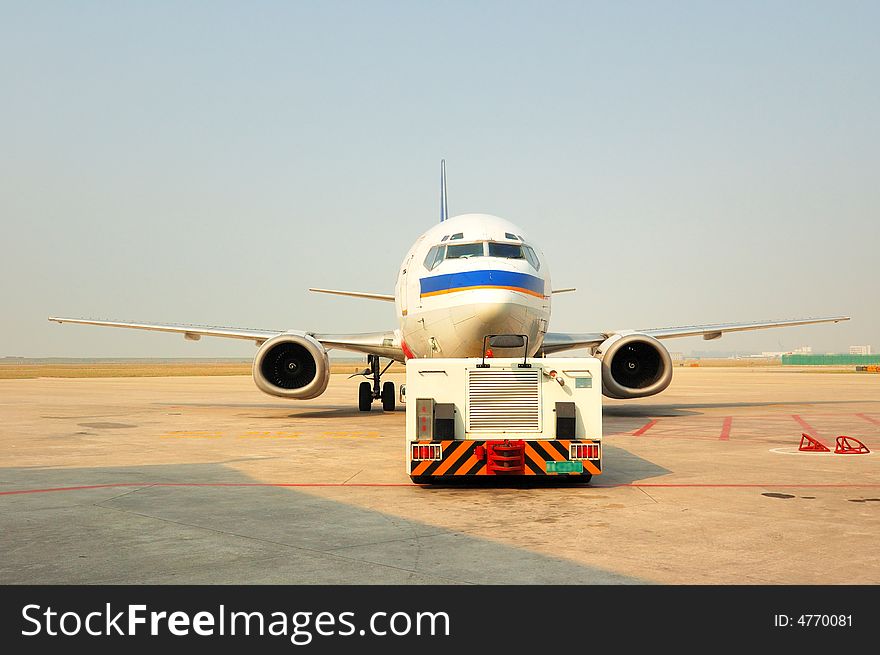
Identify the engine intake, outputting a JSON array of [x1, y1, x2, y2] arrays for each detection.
[[252, 333, 330, 399], [596, 333, 673, 399]]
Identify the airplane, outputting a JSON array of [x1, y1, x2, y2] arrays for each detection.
[[49, 161, 850, 412]]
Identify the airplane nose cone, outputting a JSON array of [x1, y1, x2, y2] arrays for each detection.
[[474, 301, 511, 329], [451, 293, 541, 356]]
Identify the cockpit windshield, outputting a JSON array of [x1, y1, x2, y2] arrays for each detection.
[[424, 240, 540, 270], [487, 242, 524, 259], [445, 243, 485, 259]]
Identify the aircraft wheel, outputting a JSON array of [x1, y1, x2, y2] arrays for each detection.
[[381, 381, 395, 412], [358, 381, 372, 411]]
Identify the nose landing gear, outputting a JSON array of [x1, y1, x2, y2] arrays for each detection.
[[355, 354, 395, 412]]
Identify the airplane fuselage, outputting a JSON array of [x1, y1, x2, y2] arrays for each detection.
[[394, 214, 552, 359]]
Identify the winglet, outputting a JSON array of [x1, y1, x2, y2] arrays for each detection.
[[440, 159, 448, 222]]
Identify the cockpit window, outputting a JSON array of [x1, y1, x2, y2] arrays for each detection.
[[449, 233, 464, 240], [445, 243, 484, 259], [488, 242, 525, 259], [523, 245, 540, 270], [440, 235, 450, 242], [424, 245, 441, 270], [504, 232, 520, 240]]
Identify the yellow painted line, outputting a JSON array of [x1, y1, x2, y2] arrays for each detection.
[[321, 431, 380, 439], [160, 432, 222, 439], [239, 432, 302, 439]]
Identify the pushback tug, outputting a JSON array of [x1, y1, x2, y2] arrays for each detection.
[[405, 335, 602, 483]]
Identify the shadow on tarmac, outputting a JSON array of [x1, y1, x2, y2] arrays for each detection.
[[0, 462, 645, 584]]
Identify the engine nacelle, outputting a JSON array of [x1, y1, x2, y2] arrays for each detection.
[[252, 333, 330, 400], [595, 333, 673, 399]]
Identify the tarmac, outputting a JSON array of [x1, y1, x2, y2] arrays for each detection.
[[1, 367, 878, 584]]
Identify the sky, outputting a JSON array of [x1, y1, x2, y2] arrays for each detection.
[[1, 1, 877, 358]]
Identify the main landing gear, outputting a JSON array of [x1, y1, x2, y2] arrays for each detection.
[[355, 354, 395, 412]]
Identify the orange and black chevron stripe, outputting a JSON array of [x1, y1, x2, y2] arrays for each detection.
[[410, 440, 601, 477]]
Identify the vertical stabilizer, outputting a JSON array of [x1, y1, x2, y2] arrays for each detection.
[[440, 159, 448, 222]]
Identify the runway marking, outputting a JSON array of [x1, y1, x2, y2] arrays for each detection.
[[790, 415, 834, 449], [613, 411, 880, 422], [161, 431, 383, 440], [613, 433, 727, 442], [321, 431, 381, 439], [791, 414, 818, 436], [0, 483, 415, 496], [4, 481, 880, 496], [240, 431, 302, 439], [632, 420, 658, 436], [161, 431, 222, 439], [856, 413, 880, 426], [719, 417, 732, 441], [771, 447, 835, 456], [599, 483, 880, 488]]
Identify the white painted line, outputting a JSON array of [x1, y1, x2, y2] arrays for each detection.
[[769, 447, 874, 457]]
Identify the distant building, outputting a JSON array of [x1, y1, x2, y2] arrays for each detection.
[[760, 346, 811, 358], [849, 345, 873, 355]]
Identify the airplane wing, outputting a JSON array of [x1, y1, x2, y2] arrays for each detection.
[[47, 317, 404, 360], [540, 332, 608, 353], [541, 315, 850, 355], [635, 316, 850, 340], [308, 288, 395, 302]]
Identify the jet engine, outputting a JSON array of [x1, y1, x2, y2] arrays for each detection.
[[252, 333, 330, 399], [595, 333, 673, 399]]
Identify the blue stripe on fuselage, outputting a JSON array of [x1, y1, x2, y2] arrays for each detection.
[[420, 270, 545, 296]]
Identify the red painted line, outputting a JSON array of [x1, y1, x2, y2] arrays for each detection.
[[0, 482, 414, 496], [613, 433, 728, 442], [719, 417, 732, 441], [632, 419, 658, 436], [856, 413, 880, 426], [3, 481, 880, 496], [790, 414, 833, 448], [791, 414, 817, 435], [0, 483, 133, 495], [593, 483, 880, 489]]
